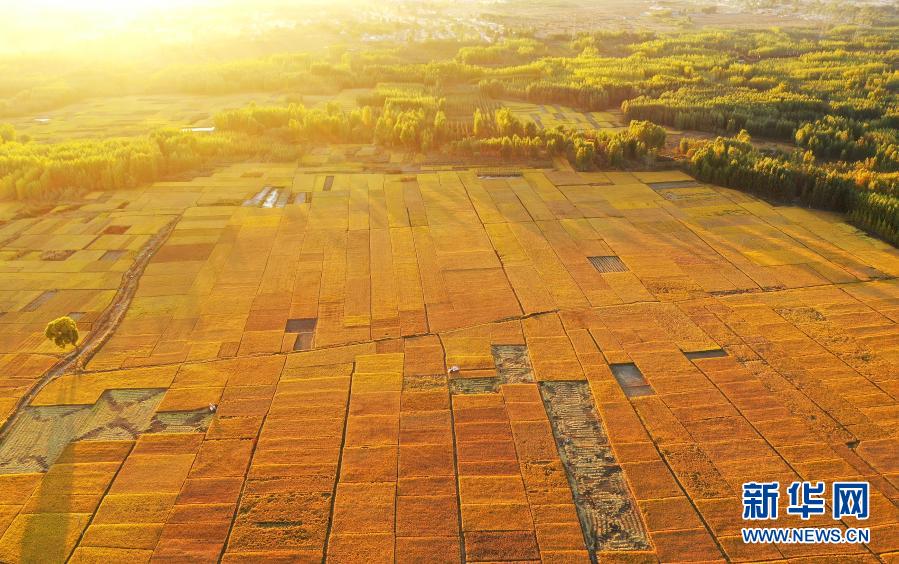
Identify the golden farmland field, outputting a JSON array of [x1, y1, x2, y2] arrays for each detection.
[[1, 158, 898, 562], [1, 0, 898, 562]]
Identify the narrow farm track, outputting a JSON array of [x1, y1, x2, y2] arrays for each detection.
[[0, 215, 181, 442]]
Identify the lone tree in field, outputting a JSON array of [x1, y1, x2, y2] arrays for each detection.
[[45, 316, 79, 349]]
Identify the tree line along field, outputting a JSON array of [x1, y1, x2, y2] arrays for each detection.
[[0, 7, 898, 563]]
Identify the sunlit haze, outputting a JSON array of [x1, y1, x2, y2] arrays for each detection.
[[0, 0, 897, 561], [1, 0, 342, 55]]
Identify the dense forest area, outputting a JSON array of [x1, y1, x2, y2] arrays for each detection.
[[4, 27, 894, 121]]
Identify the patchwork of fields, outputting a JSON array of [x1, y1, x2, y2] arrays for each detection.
[[503, 102, 627, 133], [0, 162, 897, 562]]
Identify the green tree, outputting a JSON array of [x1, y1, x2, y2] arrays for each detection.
[[575, 142, 596, 170], [473, 109, 488, 138], [45, 316, 79, 349], [433, 111, 448, 143]]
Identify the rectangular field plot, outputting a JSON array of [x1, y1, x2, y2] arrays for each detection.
[[610, 363, 655, 398], [589, 255, 629, 273], [501, 101, 627, 132], [540, 381, 651, 552], [683, 349, 727, 360], [285, 318, 317, 351]]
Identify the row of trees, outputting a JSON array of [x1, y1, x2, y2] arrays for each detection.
[[479, 79, 636, 112], [215, 102, 374, 143], [795, 116, 899, 172], [456, 39, 546, 66], [686, 133, 898, 245], [473, 107, 537, 138], [374, 106, 449, 151], [0, 127, 294, 201], [214, 97, 451, 152], [849, 191, 899, 246], [0, 82, 83, 119], [622, 88, 828, 139], [455, 110, 666, 170]]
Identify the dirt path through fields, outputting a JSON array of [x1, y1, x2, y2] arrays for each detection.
[[0, 215, 181, 441]]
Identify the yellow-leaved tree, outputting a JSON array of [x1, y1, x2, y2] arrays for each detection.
[[45, 316, 79, 350]]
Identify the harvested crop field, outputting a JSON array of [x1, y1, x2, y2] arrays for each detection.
[[0, 163, 897, 562], [502, 101, 627, 133]]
